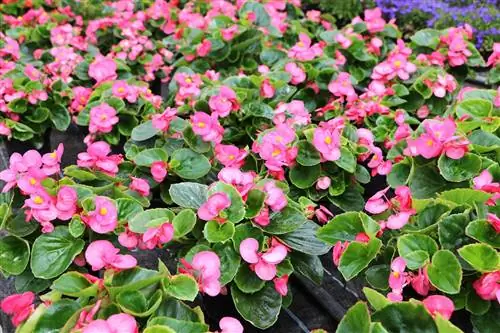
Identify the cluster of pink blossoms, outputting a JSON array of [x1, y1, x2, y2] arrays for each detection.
[[77, 141, 123, 176], [312, 117, 344, 162], [179, 251, 221, 296], [371, 40, 417, 86], [365, 186, 416, 230]]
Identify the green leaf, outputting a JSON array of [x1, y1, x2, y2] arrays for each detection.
[[397, 234, 438, 270], [466, 289, 491, 315], [31, 226, 85, 279], [387, 161, 412, 188], [456, 99, 492, 119], [336, 301, 370, 333], [183, 126, 211, 153], [427, 250, 462, 294], [173, 209, 197, 239], [334, 147, 356, 173], [471, 303, 500, 332], [49, 105, 71, 131], [289, 164, 321, 189], [411, 29, 441, 49], [365, 265, 390, 290], [208, 182, 245, 223], [233, 223, 264, 253], [466, 220, 500, 248], [134, 148, 169, 166], [328, 185, 365, 211], [416, 203, 450, 229], [51, 272, 98, 298], [278, 221, 332, 255], [296, 140, 321, 166], [317, 212, 380, 244], [169, 182, 208, 209], [213, 242, 240, 285], [263, 206, 308, 234], [117, 289, 162, 317], [26, 107, 49, 123], [372, 302, 438, 333], [116, 198, 143, 222], [148, 317, 208, 333], [0, 235, 30, 275], [245, 189, 266, 219], [363, 288, 390, 311], [203, 221, 235, 243], [231, 283, 282, 329], [15, 269, 51, 293], [131, 120, 160, 141], [171, 149, 211, 180], [106, 267, 162, 296], [339, 239, 382, 280], [438, 213, 470, 250], [33, 300, 80, 333], [290, 252, 323, 285], [438, 189, 491, 206], [163, 274, 199, 301], [143, 326, 175, 333], [63, 165, 97, 181], [234, 263, 265, 293], [435, 314, 463, 333], [68, 216, 85, 238], [438, 154, 481, 182], [458, 244, 499, 272], [128, 208, 175, 233]]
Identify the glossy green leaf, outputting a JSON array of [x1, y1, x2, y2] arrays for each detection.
[[171, 149, 211, 180], [169, 182, 208, 209], [129, 208, 175, 233], [438, 154, 481, 182], [173, 209, 197, 239], [133, 148, 169, 166], [458, 244, 499, 272], [163, 275, 198, 301], [427, 250, 462, 294], [263, 206, 308, 234], [336, 301, 370, 333], [203, 221, 235, 243], [339, 238, 382, 280], [278, 221, 332, 255], [466, 220, 500, 248], [372, 302, 438, 333], [0, 235, 30, 275]]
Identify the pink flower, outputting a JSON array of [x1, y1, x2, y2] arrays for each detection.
[[332, 241, 349, 266], [0, 292, 35, 327], [0, 122, 11, 138], [274, 100, 311, 127], [414, 134, 443, 159], [88, 56, 117, 84], [486, 43, 500, 67], [83, 313, 138, 333], [306, 10, 321, 22], [130, 177, 150, 197], [221, 25, 238, 41], [411, 268, 430, 296], [364, 8, 386, 33], [274, 274, 289, 296], [215, 144, 247, 168], [56, 186, 78, 220], [285, 62, 306, 85], [150, 161, 168, 183], [263, 181, 287, 212], [473, 170, 498, 191], [71, 86, 92, 113], [50, 24, 73, 46], [423, 295, 455, 320], [312, 118, 344, 161], [260, 79, 275, 98], [315, 205, 333, 224], [198, 192, 231, 222], [487, 213, 500, 233], [365, 187, 390, 214], [174, 73, 202, 102], [288, 33, 323, 61], [24, 64, 41, 81], [89, 103, 119, 134], [77, 141, 123, 176], [42, 143, 64, 176], [152, 107, 177, 132], [196, 39, 212, 57], [473, 271, 500, 302], [85, 240, 137, 271], [112, 81, 129, 98], [142, 223, 174, 249], [316, 176, 331, 190], [445, 33, 472, 67], [218, 168, 255, 196], [180, 251, 221, 296], [335, 33, 352, 49], [86, 196, 118, 234], [190, 112, 224, 143], [218, 317, 243, 333], [388, 257, 408, 301], [428, 74, 457, 98], [329, 72, 357, 101], [386, 211, 412, 230], [209, 86, 239, 118], [240, 238, 288, 281]]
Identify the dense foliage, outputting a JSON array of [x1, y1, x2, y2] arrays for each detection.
[[0, 0, 498, 332]]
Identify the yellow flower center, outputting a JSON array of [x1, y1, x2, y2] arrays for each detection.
[[117, 87, 125, 93], [426, 139, 434, 146], [393, 272, 400, 278], [29, 178, 37, 185], [50, 152, 57, 158], [34, 196, 43, 204], [324, 136, 332, 144], [297, 41, 304, 47], [228, 154, 235, 160], [185, 78, 192, 84], [394, 60, 402, 68], [100, 114, 107, 121], [80, 97, 86, 103], [275, 136, 283, 143], [272, 149, 281, 157], [99, 207, 108, 215], [197, 122, 205, 128]]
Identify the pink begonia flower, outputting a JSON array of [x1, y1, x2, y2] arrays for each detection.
[[316, 176, 331, 190], [196, 39, 212, 57], [315, 205, 333, 224], [0, 122, 11, 138], [365, 187, 390, 214], [70, 86, 92, 113], [274, 274, 289, 296], [77, 141, 123, 176], [240, 238, 288, 281], [83, 313, 138, 333], [41, 143, 64, 175], [215, 144, 248, 168], [86, 196, 118, 234], [258, 65, 270, 74], [24, 64, 42, 81], [174, 73, 202, 102], [112, 81, 129, 99], [306, 10, 321, 22], [0, 292, 35, 327], [368, 37, 383, 56], [486, 42, 500, 67], [221, 25, 238, 41], [333, 241, 349, 266], [364, 8, 386, 33], [0, 37, 20, 60], [473, 170, 498, 191], [50, 24, 73, 46], [473, 271, 500, 303], [150, 161, 168, 183], [288, 33, 323, 61], [218, 168, 256, 197], [118, 228, 140, 250], [85, 240, 137, 271], [312, 118, 344, 161], [88, 56, 117, 84], [388, 257, 407, 301], [335, 33, 352, 49], [426, 74, 457, 98], [487, 213, 500, 233], [152, 107, 177, 131], [284, 62, 306, 85], [89, 103, 119, 134], [444, 32, 472, 67], [130, 177, 150, 197], [218, 317, 243, 333], [328, 72, 357, 101], [56, 186, 78, 220], [263, 181, 287, 212], [423, 295, 455, 320], [260, 79, 275, 98], [274, 100, 311, 127], [142, 223, 174, 249], [411, 268, 430, 296], [190, 112, 224, 143], [73, 300, 102, 330], [198, 192, 231, 222], [180, 251, 221, 296], [209, 86, 239, 118]]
